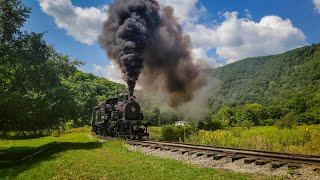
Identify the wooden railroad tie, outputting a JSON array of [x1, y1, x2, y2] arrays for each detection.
[[288, 163, 301, 169], [271, 162, 286, 169], [188, 151, 197, 155], [213, 154, 227, 160], [205, 153, 218, 158], [255, 159, 271, 166], [179, 150, 188, 155], [244, 158, 256, 164], [196, 152, 205, 157], [227, 156, 245, 163]]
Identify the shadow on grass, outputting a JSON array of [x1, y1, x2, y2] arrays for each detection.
[[0, 141, 102, 177]]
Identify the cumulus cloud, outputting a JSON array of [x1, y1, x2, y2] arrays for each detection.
[[158, 1, 305, 65], [192, 48, 218, 68], [185, 12, 306, 63], [39, 0, 107, 45], [158, 0, 206, 22], [93, 63, 125, 84], [40, 0, 306, 69], [314, 0, 320, 13]]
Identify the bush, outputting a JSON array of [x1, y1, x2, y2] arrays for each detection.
[[161, 125, 196, 142], [276, 112, 297, 129], [148, 126, 161, 140]]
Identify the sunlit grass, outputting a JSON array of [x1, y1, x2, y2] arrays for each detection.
[[0, 129, 264, 179], [149, 125, 320, 156], [148, 126, 162, 140]]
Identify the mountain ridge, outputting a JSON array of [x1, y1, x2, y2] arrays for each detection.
[[202, 43, 320, 126]]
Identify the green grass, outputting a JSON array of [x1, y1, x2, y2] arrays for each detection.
[[149, 125, 320, 156], [0, 129, 267, 180], [148, 126, 162, 140]]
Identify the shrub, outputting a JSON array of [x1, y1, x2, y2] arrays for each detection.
[[161, 125, 196, 142], [276, 112, 297, 129], [148, 126, 161, 140]]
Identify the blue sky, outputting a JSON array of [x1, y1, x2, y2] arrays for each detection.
[[22, 0, 320, 82]]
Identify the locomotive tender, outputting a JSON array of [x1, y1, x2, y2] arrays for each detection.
[[92, 93, 148, 140]]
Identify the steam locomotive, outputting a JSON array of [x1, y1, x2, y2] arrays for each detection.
[[92, 93, 148, 140]]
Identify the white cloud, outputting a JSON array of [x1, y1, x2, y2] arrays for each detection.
[[192, 48, 218, 68], [40, 0, 307, 71], [314, 0, 320, 13], [158, 1, 305, 65], [39, 0, 107, 45], [185, 12, 306, 63], [158, 0, 206, 22], [93, 63, 125, 84]]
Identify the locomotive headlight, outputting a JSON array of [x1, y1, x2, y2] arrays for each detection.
[[131, 106, 136, 112]]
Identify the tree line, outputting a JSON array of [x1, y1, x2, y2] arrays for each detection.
[[203, 43, 320, 130], [1, 0, 319, 133], [141, 44, 320, 130], [0, 0, 125, 132]]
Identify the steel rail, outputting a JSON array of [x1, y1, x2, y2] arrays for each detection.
[[128, 140, 320, 165]]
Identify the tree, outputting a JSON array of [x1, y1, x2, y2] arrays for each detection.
[[63, 71, 126, 126], [0, 0, 129, 132], [206, 43, 320, 127], [0, 0, 30, 43], [0, 0, 78, 131], [276, 112, 297, 129], [207, 105, 235, 130], [236, 103, 265, 126]]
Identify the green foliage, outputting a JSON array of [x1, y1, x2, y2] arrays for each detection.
[[200, 103, 268, 129], [148, 126, 162, 140], [142, 107, 183, 126], [236, 103, 265, 126], [0, 1, 125, 131], [200, 44, 320, 130], [207, 106, 234, 130], [0, 1, 79, 131], [275, 112, 297, 129], [186, 125, 320, 156], [142, 107, 161, 125], [62, 71, 126, 126], [0, 0, 30, 43], [148, 125, 320, 156], [161, 125, 196, 142], [142, 44, 320, 130]]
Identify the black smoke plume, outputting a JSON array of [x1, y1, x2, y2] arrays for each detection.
[[99, 0, 205, 106], [99, 0, 160, 96]]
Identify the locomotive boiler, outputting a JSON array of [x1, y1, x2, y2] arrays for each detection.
[[92, 93, 148, 140]]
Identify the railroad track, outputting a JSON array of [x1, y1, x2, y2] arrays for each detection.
[[127, 140, 320, 167]]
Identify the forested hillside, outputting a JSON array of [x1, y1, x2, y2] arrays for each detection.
[[201, 44, 320, 129], [0, 1, 125, 132], [2, 1, 319, 133]]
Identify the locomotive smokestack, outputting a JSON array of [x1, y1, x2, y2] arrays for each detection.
[[128, 87, 134, 98]]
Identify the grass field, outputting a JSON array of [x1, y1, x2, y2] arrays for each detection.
[[149, 125, 320, 156], [0, 128, 268, 180]]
